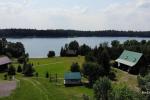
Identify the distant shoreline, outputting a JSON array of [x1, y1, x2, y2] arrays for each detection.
[[0, 29, 150, 38], [6, 36, 150, 39]]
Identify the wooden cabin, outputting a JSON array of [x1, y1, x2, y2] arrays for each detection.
[[0, 56, 11, 72], [64, 72, 81, 86], [115, 50, 145, 74], [66, 50, 77, 57]]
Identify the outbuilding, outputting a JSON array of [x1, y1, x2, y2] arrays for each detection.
[[0, 56, 11, 72], [115, 50, 145, 74], [64, 72, 81, 86]]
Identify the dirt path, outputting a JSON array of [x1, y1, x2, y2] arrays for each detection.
[[0, 81, 16, 97]]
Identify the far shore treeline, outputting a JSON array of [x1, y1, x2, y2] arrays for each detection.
[[0, 29, 150, 38]]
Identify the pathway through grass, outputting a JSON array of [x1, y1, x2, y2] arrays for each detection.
[[113, 68, 139, 92]]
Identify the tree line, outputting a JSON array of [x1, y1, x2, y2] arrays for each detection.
[[0, 38, 25, 58], [60, 40, 91, 57], [0, 29, 150, 37]]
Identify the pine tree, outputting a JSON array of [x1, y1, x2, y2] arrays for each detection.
[[17, 65, 22, 73], [98, 49, 110, 75]]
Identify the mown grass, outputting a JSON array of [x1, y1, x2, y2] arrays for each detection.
[[0, 56, 93, 100], [29, 56, 84, 77], [0, 77, 93, 100]]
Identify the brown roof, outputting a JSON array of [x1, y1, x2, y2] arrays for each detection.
[[66, 50, 77, 55], [0, 56, 11, 66]]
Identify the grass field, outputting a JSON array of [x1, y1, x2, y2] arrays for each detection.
[[0, 56, 139, 100], [29, 56, 84, 77], [0, 56, 93, 100], [112, 68, 139, 92]]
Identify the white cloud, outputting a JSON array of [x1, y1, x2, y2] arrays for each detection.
[[0, 0, 149, 31]]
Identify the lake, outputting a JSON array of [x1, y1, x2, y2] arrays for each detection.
[[8, 37, 150, 58]]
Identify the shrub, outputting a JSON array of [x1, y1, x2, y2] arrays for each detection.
[[47, 51, 55, 57], [93, 77, 111, 100]]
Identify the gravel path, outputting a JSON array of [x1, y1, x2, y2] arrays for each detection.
[[0, 81, 16, 97]]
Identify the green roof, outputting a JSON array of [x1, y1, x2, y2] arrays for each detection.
[[116, 50, 142, 67], [64, 72, 81, 80]]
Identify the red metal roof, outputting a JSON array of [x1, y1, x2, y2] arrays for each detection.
[[0, 56, 11, 66]]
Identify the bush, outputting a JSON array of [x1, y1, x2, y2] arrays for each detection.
[[137, 74, 150, 91], [93, 77, 111, 100], [47, 51, 55, 57]]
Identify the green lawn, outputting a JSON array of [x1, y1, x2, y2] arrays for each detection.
[[0, 56, 93, 100], [29, 56, 84, 77], [0, 77, 93, 100]]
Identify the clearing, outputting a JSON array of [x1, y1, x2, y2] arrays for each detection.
[[0, 56, 139, 100]]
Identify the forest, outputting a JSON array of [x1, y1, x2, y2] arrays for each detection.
[[0, 29, 150, 37]]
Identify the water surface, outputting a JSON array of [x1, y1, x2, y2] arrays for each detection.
[[8, 37, 150, 58]]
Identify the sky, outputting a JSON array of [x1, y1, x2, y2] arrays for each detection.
[[0, 0, 150, 31]]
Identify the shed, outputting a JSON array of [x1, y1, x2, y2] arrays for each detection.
[[64, 72, 81, 86], [0, 56, 11, 72], [115, 50, 143, 74]]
